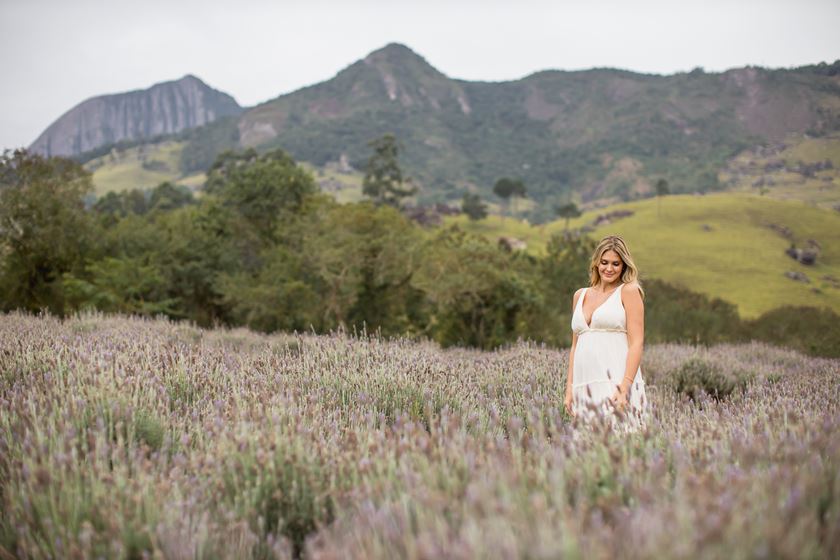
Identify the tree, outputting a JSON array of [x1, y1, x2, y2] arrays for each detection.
[[215, 244, 321, 333], [150, 205, 237, 325], [510, 180, 527, 199], [204, 148, 259, 194], [526, 231, 596, 346], [93, 191, 129, 227], [92, 188, 153, 230], [148, 181, 194, 212], [554, 202, 581, 231], [493, 177, 515, 201], [206, 148, 317, 242], [461, 193, 488, 221], [124, 189, 149, 215], [62, 256, 176, 316], [413, 226, 541, 349], [655, 178, 669, 218], [362, 134, 416, 207], [493, 177, 527, 216], [301, 201, 424, 333], [0, 149, 98, 313]]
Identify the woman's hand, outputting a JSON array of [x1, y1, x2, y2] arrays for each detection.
[[609, 388, 629, 413], [564, 387, 575, 417]]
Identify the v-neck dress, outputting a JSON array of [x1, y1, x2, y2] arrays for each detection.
[[570, 283, 648, 430]]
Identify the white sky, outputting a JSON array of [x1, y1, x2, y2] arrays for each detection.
[[2, 0, 839, 151]]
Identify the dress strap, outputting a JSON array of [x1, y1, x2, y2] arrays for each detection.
[[579, 287, 588, 307]]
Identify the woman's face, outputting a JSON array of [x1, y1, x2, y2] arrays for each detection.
[[597, 249, 624, 284]]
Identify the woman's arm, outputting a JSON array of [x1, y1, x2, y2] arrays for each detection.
[[619, 282, 644, 394], [567, 288, 583, 392]]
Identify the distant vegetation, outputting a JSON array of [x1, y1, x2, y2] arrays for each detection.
[[56, 45, 840, 223], [722, 132, 840, 211], [177, 116, 241, 174], [2, 148, 838, 357], [447, 190, 840, 320], [81, 141, 195, 195]]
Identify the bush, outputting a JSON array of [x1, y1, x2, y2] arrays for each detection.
[[669, 357, 748, 401], [221, 445, 335, 558], [133, 411, 165, 451], [643, 278, 742, 345], [745, 305, 840, 358]]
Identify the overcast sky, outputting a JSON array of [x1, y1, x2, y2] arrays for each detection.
[[2, 0, 838, 151]]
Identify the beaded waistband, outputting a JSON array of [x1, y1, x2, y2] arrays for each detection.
[[579, 327, 627, 334]]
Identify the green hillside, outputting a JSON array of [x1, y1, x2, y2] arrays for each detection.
[[84, 141, 205, 195], [448, 192, 840, 318], [82, 138, 371, 202], [723, 132, 840, 210], [302, 162, 366, 204]]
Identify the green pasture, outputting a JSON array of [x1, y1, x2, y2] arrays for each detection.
[[86, 141, 205, 195], [784, 134, 840, 167], [87, 144, 366, 203], [448, 192, 840, 318], [303, 163, 366, 204], [724, 133, 840, 210], [177, 171, 207, 189]]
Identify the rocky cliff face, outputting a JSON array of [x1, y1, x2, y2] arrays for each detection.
[[29, 75, 242, 157]]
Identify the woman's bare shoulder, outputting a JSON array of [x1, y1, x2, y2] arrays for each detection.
[[621, 281, 643, 298], [572, 287, 585, 306]]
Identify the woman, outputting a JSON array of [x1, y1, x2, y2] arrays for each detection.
[[564, 235, 648, 431]]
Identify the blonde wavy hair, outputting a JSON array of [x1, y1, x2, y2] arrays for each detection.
[[588, 235, 645, 300]]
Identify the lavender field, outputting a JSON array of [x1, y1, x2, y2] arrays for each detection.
[[1, 312, 838, 559]]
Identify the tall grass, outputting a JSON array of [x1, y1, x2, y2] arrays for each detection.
[[1, 312, 837, 558]]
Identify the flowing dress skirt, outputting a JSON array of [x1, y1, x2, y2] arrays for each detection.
[[572, 330, 648, 433]]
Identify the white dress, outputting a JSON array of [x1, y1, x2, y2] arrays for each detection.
[[570, 283, 648, 431]]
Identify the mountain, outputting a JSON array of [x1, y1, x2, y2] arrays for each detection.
[[61, 44, 840, 220], [30, 75, 242, 158], [230, 44, 840, 218], [238, 43, 472, 147]]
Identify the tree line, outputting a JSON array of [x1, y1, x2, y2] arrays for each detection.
[[1, 147, 837, 356]]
